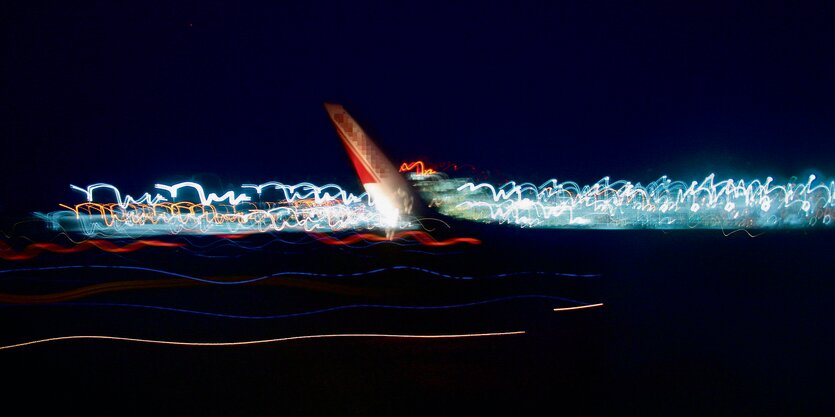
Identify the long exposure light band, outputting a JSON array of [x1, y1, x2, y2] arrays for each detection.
[[47, 181, 399, 236], [0, 331, 527, 351], [418, 173, 834, 229], [45, 170, 835, 238]]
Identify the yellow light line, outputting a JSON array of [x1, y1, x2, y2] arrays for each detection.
[[553, 303, 604, 312], [0, 331, 526, 351]]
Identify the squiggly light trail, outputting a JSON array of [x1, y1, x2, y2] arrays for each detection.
[[41, 181, 414, 237], [0, 331, 527, 351], [414, 173, 834, 229], [41, 172, 834, 235], [399, 161, 436, 176]]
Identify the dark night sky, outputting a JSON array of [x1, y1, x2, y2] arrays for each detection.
[[1, 1, 832, 213], [0, 4, 833, 414]]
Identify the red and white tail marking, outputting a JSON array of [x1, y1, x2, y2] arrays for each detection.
[[324, 103, 413, 229]]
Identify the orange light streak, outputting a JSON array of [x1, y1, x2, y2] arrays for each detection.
[[553, 303, 604, 312], [399, 161, 436, 175], [0, 331, 526, 351]]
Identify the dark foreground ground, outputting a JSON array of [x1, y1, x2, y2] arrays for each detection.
[[0, 224, 831, 416]]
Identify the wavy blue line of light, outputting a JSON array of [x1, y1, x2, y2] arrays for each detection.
[[0, 294, 589, 319], [0, 265, 601, 284]]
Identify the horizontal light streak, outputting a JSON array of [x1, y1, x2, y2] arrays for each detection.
[[0, 331, 526, 351]]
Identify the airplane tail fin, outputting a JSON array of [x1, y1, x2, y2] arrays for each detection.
[[324, 103, 413, 230]]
